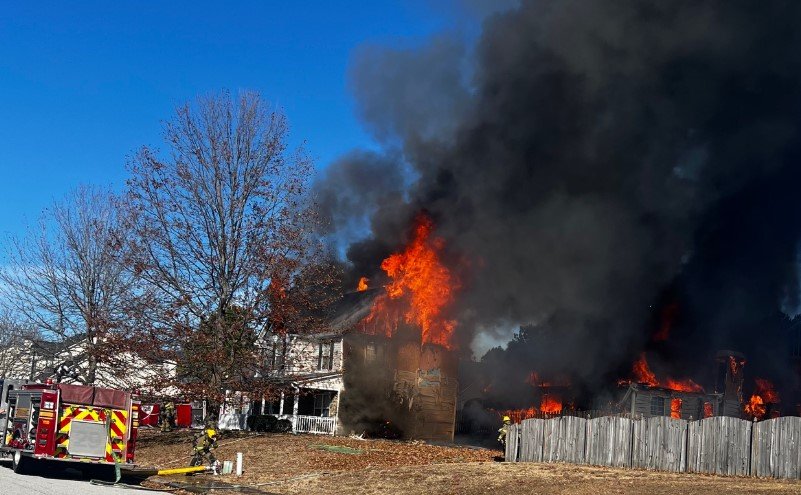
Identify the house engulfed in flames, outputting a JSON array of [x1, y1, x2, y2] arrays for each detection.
[[334, 214, 460, 441]]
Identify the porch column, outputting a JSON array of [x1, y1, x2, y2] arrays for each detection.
[[278, 391, 285, 415], [292, 388, 300, 431], [334, 391, 342, 435]]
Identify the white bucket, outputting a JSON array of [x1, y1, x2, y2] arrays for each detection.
[[222, 460, 234, 474]]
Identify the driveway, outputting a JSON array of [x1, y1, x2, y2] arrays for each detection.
[[0, 458, 162, 494]]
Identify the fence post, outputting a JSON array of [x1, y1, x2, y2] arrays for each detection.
[[628, 415, 635, 468], [748, 417, 755, 477], [684, 418, 690, 473], [583, 414, 590, 464]]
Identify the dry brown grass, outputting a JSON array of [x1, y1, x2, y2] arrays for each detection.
[[134, 429, 801, 494]]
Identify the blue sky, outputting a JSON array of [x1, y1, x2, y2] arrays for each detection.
[[0, 1, 475, 238]]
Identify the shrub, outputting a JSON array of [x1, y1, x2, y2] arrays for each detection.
[[275, 419, 292, 433], [262, 415, 278, 432], [246, 414, 280, 432]]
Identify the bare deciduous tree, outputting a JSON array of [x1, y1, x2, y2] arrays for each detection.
[[0, 312, 39, 379], [0, 186, 133, 384], [126, 91, 339, 402]]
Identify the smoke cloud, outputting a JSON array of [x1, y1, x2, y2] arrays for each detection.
[[318, 1, 801, 400]]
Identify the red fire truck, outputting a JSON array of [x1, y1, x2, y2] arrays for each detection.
[[0, 381, 140, 475]]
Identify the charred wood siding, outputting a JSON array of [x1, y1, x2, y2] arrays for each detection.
[[624, 385, 725, 420], [507, 415, 801, 480]]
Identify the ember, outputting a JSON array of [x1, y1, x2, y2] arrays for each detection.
[[362, 213, 460, 348], [357, 276, 369, 291]]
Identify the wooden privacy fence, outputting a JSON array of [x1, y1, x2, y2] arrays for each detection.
[[505, 415, 801, 480]]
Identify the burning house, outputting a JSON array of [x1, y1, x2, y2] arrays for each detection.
[[334, 324, 458, 442], [312, 1, 801, 440], [332, 215, 461, 441], [618, 351, 745, 420], [239, 214, 460, 441]]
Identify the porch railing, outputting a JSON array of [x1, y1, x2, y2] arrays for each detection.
[[292, 414, 336, 435], [218, 411, 337, 435]]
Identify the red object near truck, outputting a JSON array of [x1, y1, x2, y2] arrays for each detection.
[[0, 381, 140, 474], [175, 403, 192, 428], [138, 403, 160, 427]]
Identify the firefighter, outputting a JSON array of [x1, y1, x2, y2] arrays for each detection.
[[498, 415, 512, 446], [190, 425, 219, 468], [161, 400, 176, 432]]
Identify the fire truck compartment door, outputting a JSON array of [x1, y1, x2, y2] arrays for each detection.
[[68, 420, 107, 458]]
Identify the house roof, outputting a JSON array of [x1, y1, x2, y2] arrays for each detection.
[[325, 289, 379, 335], [29, 334, 84, 357]]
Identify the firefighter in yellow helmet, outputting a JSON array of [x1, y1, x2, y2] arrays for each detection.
[[190, 424, 219, 468], [498, 415, 512, 446]]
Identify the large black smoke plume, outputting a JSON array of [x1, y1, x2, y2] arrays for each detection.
[[317, 1, 801, 404]]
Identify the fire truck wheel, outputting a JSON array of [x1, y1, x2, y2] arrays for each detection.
[[12, 450, 29, 475]]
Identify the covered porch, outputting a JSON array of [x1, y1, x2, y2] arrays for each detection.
[[220, 377, 341, 435], [250, 386, 339, 435]]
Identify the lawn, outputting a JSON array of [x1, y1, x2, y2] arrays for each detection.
[[133, 429, 800, 494]]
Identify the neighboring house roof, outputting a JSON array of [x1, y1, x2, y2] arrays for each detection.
[[29, 333, 84, 358]]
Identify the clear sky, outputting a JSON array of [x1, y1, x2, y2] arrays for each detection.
[[0, 1, 472, 238]]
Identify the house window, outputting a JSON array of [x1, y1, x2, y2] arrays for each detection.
[[670, 398, 682, 419], [267, 339, 285, 370], [318, 341, 334, 371], [313, 392, 333, 417], [264, 400, 280, 415], [650, 396, 665, 416], [365, 343, 377, 363]]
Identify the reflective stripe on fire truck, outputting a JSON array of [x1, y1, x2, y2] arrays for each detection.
[[56, 405, 108, 454], [54, 405, 128, 461], [105, 410, 128, 462]]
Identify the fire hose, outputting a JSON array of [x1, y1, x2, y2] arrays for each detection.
[[89, 462, 217, 489]]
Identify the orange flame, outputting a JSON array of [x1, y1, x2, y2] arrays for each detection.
[[540, 395, 563, 414], [632, 353, 658, 387], [729, 355, 745, 377], [362, 213, 459, 348], [703, 402, 713, 418], [498, 399, 562, 422], [754, 378, 779, 403], [496, 407, 538, 424], [623, 353, 704, 393], [664, 378, 704, 393], [745, 378, 779, 420], [670, 398, 682, 419], [357, 277, 369, 292], [745, 395, 766, 420]]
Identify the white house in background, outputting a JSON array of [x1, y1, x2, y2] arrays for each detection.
[[218, 332, 345, 435], [0, 335, 178, 394]]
